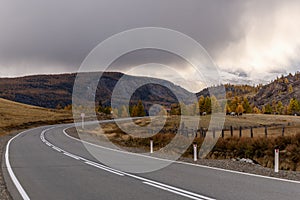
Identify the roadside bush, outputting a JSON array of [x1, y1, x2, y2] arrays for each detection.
[[207, 133, 300, 171]]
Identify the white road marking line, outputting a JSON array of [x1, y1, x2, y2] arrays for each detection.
[[6, 135, 31, 200], [63, 126, 300, 184], [63, 152, 80, 160], [42, 130, 90, 162], [45, 142, 52, 146], [124, 174, 215, 200], [52, 146, 62, 152], [6, 127, 51, 200], [42, 126, 213, 200], [78, 157, 89, 162], [85, 161, 125, 174], [5, 125, 67, 200], [85, 161, 124, 176], [143, 182, 206, 200]]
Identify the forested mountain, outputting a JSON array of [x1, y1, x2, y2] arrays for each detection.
[[0, 72, 191, 109], [1, 71, 300, 115], [197, 72, 300, 115], [253, 72, 300, 107]]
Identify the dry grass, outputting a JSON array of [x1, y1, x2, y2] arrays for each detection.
[[195, 114, 300, 128], [75, 114, 300, 171], [0, 98, 73, 135], [81, 114, 300, 144]]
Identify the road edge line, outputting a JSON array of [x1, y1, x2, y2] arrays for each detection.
[[42, 126, 214, 200], [4, 128, 43, 200]]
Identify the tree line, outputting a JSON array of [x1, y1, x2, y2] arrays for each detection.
[[76, 96, 300, 116]]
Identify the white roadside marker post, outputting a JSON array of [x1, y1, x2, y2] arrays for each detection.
[[274, 148, 279, 173], [81, 113, 85, 129], [193, 143, 197, 162], [150, 139, 153, 154]]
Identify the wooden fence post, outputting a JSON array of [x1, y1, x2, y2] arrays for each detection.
[[282, 126, 285, 137], [239, 126, 242, 138], [265, 126, 268, 138], [250, 127, 253, 138], [221, 129, 224, 138], [230, 126, 233, 137]]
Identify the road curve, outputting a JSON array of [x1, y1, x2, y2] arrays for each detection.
[[3, 122, 300, 200]]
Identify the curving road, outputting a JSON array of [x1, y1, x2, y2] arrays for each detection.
[[3, 122, 300, 200]]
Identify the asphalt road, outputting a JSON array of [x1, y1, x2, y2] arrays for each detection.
[[3, 122, 300, 200]]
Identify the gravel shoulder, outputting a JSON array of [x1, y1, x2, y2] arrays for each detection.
[[178, 157, 300, 181]]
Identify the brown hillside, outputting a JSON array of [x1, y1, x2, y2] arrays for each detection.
[[0, 72, 191, 109], [198, 72, 300, 109], [253, 72, 300, 107], [0, 98, 72, 135]]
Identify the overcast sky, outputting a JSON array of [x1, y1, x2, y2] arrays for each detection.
[[1, 0, 300, 89]]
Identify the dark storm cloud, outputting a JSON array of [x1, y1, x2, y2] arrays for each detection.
[[108, 49, 191, 72], [0, 0, 246, 77], [1, 0, 300, 85]]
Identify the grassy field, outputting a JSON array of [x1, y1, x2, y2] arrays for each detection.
[[179, 114, 300, 129], [80, 114, 300, 141], [94, 114, 300, 137], [0, 98, 73, 135]]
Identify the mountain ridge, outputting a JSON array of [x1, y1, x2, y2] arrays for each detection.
[[0, 72, 192, 109], [1, 71, 300, 111]]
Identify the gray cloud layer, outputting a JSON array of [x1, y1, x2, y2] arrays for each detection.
[[0, 0, 299, 86]]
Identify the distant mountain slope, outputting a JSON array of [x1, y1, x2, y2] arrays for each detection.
[[0, 72, 193, 109], [1, 71, 299, 110], [0, 74, 76, 108], [196, 84, 257, 99], [197, 72, 300, 108], [253, 72, 300, 107]]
